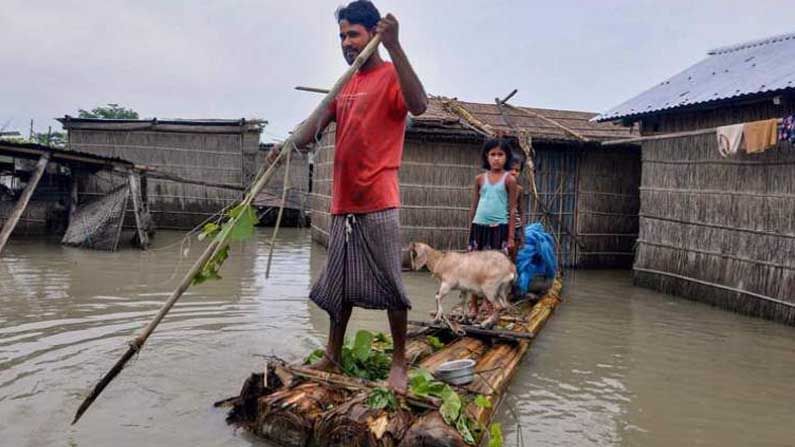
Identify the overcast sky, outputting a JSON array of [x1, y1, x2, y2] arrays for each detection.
[[2, 0, 793, 141]]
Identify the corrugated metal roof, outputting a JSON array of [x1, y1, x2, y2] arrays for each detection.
[[596, 32, 795, 122]]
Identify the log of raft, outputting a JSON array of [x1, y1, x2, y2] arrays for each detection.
[[221, 278, 563, 446]]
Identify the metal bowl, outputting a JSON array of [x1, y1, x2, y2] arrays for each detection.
[[434, 359, 476, 385]]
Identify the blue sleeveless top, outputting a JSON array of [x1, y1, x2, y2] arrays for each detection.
[[473, 172, 509, 225]]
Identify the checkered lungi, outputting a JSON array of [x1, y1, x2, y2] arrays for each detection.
[[309, 208, 412, 323]]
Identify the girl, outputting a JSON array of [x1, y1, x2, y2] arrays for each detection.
[[467, 138, 518, 254], [466, 139, 518, 321]]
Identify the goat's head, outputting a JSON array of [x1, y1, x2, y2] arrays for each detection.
[[408, 242, 430, 271]]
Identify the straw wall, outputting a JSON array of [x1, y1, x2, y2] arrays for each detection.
[[635, 132, 795, 323], [310, 131, 641, 269], [310, 129, 482, 252], [68, 128, 259, 229], [575, 147, 641, 267], [253, 147, 310, 221]]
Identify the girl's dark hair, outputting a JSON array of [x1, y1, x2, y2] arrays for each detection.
[[481, 138, 514, 170], [335, 1, 381, 30], [510, 152, 525, 172]]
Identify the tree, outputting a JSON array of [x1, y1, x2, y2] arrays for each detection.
[[33, 131, 66, 148], [77, 103, 139, 119]]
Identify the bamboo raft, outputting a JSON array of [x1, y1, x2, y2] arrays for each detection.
[[218, 278, 562, 446]]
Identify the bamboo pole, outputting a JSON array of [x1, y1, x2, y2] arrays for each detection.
[[502, 102, 590, 142], [127, 172, 149, 249], [0, 152, 50, 255], [71, 35, 384, 425], [407, 320, 534, 341]]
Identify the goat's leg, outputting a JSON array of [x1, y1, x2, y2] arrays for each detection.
[[480, 286, 502, 329], [466, 293, 480, 321], [432, 282, 453, 322]]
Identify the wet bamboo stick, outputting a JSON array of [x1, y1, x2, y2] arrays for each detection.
[[0, 152, 50, 255], [407, 320, 535, 341], [71, 35, 383, 425]]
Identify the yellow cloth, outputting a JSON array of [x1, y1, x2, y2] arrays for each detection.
[[743, 119, 779, 154]]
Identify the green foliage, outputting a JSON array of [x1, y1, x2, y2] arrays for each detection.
[[408, 368, 479, 445], [192, 204, 259, 286], [192, 245, 228, 285], [439, 385, 462, 425], [304, 348, 325, 365], [32, 131, 66, 147], [488, 423, 503, 447], [474, 395, 492, 409], [456, 413, 476, 445], [367, 387, 398, 412], [303, 330, 392, 381], [426, 335, 444, 351], [226, 203, 257, 241], [78, 103, 139, 119], [352, 330, 374, 362]]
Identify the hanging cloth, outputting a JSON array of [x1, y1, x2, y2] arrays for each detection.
[[743, 119, 779, 154], [716, 124, 744, 157], [779, 115, 795, 144]]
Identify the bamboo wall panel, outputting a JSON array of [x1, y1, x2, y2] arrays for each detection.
[[68, 128, 260, 229], [575, 147, 641, 267], [635, 132, 795, 323], [311, 131, 642, 268]]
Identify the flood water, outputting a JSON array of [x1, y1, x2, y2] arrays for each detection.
[[1, 229, 794, 446]]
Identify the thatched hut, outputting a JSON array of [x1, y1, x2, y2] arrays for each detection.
[[596, 32, 795, 323], [310, 96, 637, 267], [0, 140, 149, 252], [58, 117, 298, 230]]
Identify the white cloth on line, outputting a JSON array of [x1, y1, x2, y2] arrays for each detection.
[[716, 124, 744, 157]]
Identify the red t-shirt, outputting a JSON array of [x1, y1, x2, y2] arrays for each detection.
[[329, 61, 408, 215]]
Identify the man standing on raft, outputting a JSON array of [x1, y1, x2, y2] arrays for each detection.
[[269, 0, 426, 393]]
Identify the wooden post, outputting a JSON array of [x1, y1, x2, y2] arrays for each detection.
[[0, 152, 51, 255], [68, 171, 79, 224], [128, 171, 149, 249]]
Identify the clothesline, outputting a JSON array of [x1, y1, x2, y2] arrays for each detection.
[[601, 117, 785, 147]]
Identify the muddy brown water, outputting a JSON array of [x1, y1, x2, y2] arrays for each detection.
[[1, 229, 794, 446]]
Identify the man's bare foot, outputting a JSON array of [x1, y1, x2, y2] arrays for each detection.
[[387, 362, 408, 395], [307, 356, 341, 374]]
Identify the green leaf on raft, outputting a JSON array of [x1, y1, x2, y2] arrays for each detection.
[[426, 335, 444, 351], [474, 394, 492, 409], [488, 422, 503, 447], [304, 348, 325, 365], [439, 385, 462, 425], [367, 387, 397, 412], [352, 330, 374, 362], [456, 413, 476, 445]]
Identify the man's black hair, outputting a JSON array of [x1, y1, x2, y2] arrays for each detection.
[[480, 138, 514, 170], [335, 1, 381, 30]]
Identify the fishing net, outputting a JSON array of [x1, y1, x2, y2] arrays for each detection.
[[61, 184, 130, 251]]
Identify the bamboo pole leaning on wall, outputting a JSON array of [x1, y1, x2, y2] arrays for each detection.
[[0, 152, 51, 255]]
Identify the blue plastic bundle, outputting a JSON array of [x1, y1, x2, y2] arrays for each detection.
[[515, 223, 557, 294]]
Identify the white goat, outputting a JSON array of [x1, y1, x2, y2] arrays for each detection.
[[408, 242, 516, 328]]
